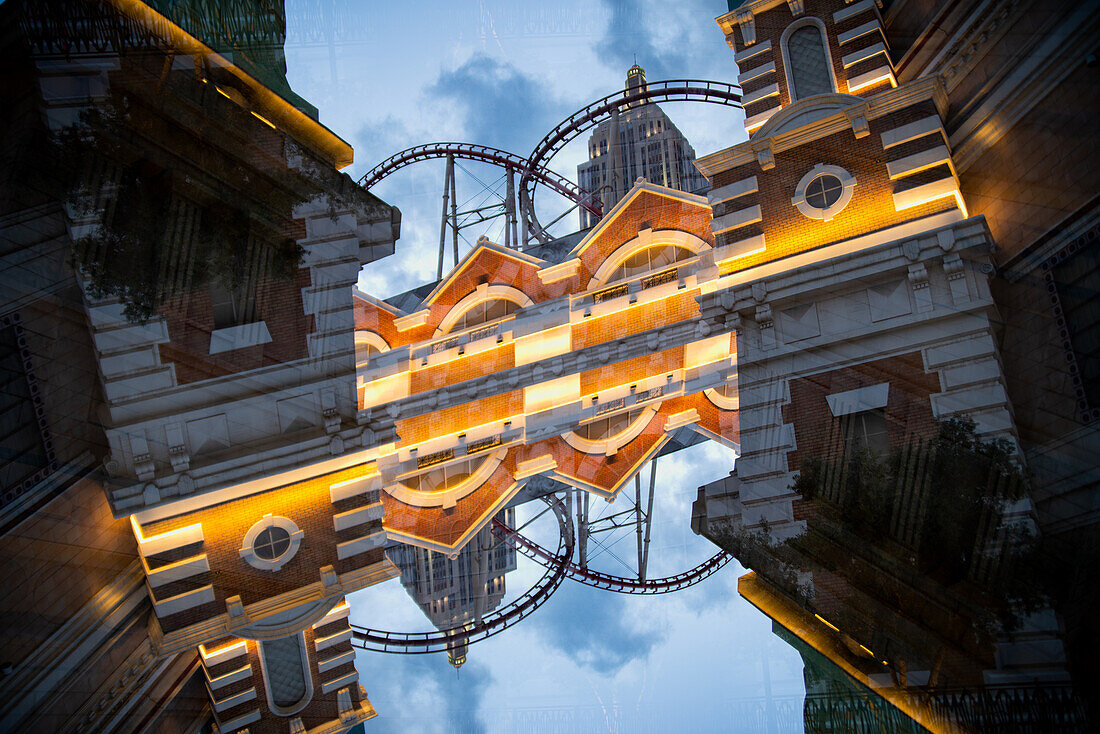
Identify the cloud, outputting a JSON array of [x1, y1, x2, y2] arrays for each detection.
[[358, 650, 492, 734], [593, 0, 733, 80], [531, 580, 666, 675], [426, 53, 566, 155]]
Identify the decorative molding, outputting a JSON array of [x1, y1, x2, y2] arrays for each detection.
[[736, 9, 756, 46], [696, 76, 947, 177], [791, 164, 857, 221], [239, 514, 304, 572], [844, 103, 870, 138]]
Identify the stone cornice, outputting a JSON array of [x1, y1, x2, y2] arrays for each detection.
[[695, 76, 947, 176], [149, 558, 398, 657], [101, 0, 354, 168]]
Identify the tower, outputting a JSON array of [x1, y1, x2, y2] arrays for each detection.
[[692, 0, 1092, 727], [576, 65, 709, 229]]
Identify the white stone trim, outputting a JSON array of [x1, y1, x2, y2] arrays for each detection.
[[837, 19, 882, 45], [711, 205, 763, 236], [738, 61, 776, 85], [886, 145, 952, 180], [199, 640, 249, 667], [847, 66, 896, 93], [388, 448, 506, 508], [354, 330, 390, 369], [145, 554, 210, 588], [842, 41, 888, 68], [735, 39, 772, 64], [205, 663, 252, 690], [332, 502, 383, 532], [336, 529, 387, 560], [708, 176, 759, 207], [744, 105, 780, 134], [313, 600, 351, 628], [561, 405, 657, 455], [705, 374, 740, 410], [742, 82, 780, 107], [329, 471, 382, 503], [587, 229, 711, 288], [317, 650, 355, 674], [239, 514, 304, 572], [321, 671, 358, 695], [701, 210, 965, 296], [435, 284, 533, 336], [892, 177, 964, 214], [825, 383, 890, 416], [314, 628, 352, 651], [394, 309, 429, 331], [153, 584, 215, 617], [213, 686, 257, 713], [537, 258, 581, 284], [834, 0, 876, 23], [216, 709, 260, 731], [208, 321, 272, 354], [132, 517, 204, 556], [881, 115, 944, 149], [792, 164, 856, 221], [716, 234, 768, 264]]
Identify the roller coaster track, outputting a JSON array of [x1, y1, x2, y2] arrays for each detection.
[[498, 515, 734, 594], [350, 494, 574, 654], [357, 142, 602, 218], [357, 81, 741, 244], [520, 79, 743, 242]]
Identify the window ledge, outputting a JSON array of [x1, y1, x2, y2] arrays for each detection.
[[209, 321, 272, 354]]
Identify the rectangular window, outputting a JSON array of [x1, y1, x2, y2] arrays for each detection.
[[1047, 227, 1100, 421], [841, 409, 890, 457], [0, 315, 55, 503], [209, 234, 269, 330]]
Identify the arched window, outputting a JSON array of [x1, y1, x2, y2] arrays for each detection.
[[785, 24, 833, 100], [403, 455, 488, 494], [606, 244, 695, 283], [445, 298, 519, 333]]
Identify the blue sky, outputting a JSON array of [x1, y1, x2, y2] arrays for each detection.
[[281, 2, 806, 731]]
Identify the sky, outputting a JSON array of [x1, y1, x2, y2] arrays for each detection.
[[281, 2, 807, 731]]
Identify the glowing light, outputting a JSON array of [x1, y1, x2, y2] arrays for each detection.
[[251, 111, 276, 129], [847, 71, 896, 93], [130, 515, 203, 553], [102, 0, 354, 167], [895, 188, 968, 218], [814, 613, 840, 632], [198, 640, 248, 664]]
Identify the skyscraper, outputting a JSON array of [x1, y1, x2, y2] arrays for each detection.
[[576, 64, 709, 229]]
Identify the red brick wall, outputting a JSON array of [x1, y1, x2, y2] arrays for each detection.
[[712, 102, 956, 273], [731, 0, 890, 104], [782, 351, 942, 473], [145, 464, 383, 630], [159, 267, 314, 385]]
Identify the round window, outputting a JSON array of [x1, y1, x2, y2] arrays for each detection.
[[240, 515, 303, 571], [805, 174, 843, 210], [792, 164, 855, 221], [254, 526, 292, 561]]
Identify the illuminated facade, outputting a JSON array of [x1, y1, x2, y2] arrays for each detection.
[[691, 0, 1095, 728], [352, 185, 741, 557], [1, 0, 1096, 731], [1, 1, 396, 732], [577, 65, 710, 229]]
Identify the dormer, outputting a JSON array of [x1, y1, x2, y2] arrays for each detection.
[[718, 0, 897, 136]]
